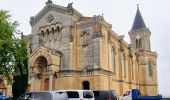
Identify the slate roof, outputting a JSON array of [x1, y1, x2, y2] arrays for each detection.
[[131, 7, 146, 31]]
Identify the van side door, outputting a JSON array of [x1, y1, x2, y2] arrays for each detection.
[[83, 91, 94, 100], [54, 92, 68, 100]]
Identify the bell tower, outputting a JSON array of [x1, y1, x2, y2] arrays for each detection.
[[129, 5, 151, 51], [129, 5, 158, 96]]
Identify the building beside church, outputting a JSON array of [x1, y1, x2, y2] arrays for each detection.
[[28, 0, 159, 96], [0, 81, 12, 96]]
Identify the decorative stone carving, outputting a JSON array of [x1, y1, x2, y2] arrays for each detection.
[[46, 0, 52, 4], [119, 35, 125, 40], [92, 32, 103, 38], [30, 16, 35, 26], [47, 14, 54, 23], [39, 38, 43, 46], [77, 22, 93, 29], [93, 22, 102, 33], [67, 3, 73, 15], [120, 47, 125, 52], [69, 34, 73, 42], [82, 65, 93, 75], [139, 58, 147, 65], [80, 29, 90, 36]]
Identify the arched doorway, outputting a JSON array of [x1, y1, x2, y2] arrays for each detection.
[[35, 56, 47, 74], [35, 56, 49, 90], [82, 81, 90, 90]]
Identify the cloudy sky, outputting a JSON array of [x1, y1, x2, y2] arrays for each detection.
[[1, 0, 170, 97]]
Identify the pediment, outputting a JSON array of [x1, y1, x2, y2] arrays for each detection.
[[30, 3, 82, 26]]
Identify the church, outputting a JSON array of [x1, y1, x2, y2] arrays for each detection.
[[28, 0, 159, 96]]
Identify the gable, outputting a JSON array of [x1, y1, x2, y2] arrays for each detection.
[[30, 3, 83, 27]]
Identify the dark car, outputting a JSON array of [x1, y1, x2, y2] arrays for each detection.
[[17, 92, 52, 100], [93, 90, 117, 100]]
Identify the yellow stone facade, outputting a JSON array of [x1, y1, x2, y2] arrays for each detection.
[[28, 1, 159, 96]]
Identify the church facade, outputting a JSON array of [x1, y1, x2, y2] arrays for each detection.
[[28, 0, 158, 96]]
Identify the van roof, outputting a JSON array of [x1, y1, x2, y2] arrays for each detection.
[[56, 90, 93, 92], [26, 91, 56, 94]]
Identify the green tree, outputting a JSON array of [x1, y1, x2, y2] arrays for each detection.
[[12, 36, 28, 100], [0, 10, 28, 99], [0, 10, 17, 83]]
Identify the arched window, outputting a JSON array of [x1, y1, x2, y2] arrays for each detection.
[[42, 31, 44, 37], [81, 31, 89, 47], [111, 48, 115, 73], [41, 31, 44, 43], [56, 26, 61, 49], [139, 39, 142, 48], [83, 31, 87, 46], [136, 39, 138, 48], [56, 26, 61, 40], [56, 26, 60, 33], [46, 29, 50, 41], [121, 53, 126, 77], [148, 61, 153, 77], [51, 28, 55, 40], [52, 28, 55, 34]]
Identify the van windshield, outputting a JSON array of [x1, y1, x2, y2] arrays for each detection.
[[83, 91, 93, 98], [66, 91, 79, 98]]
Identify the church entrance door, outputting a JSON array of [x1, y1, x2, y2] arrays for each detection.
[[82, 81, 90, 90], [44, 78, 49, 91]]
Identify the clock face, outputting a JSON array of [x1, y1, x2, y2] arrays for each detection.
[[47, 14, 54, 23]]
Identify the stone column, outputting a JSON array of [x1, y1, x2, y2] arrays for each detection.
[[49, 72, 53, 91], [31, 74, 35, 92]]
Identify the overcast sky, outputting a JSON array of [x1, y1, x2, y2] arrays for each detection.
[[0, 0, 170, 97]]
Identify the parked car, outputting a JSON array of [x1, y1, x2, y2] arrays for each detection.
[[17, 90, 94, 100], [93, 90, 118, 100], [17, 92, 53, 100]]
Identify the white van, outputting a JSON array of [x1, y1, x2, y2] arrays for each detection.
[[17, 90, 94, 100], [56, 90, 94, 100]]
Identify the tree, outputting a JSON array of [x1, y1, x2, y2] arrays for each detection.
[[12, 36, 28, 100], [0, 10, 17, 83], [0, 10, 28, 99]]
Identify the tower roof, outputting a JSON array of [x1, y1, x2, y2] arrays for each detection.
[[131, 6, 146, 31]]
